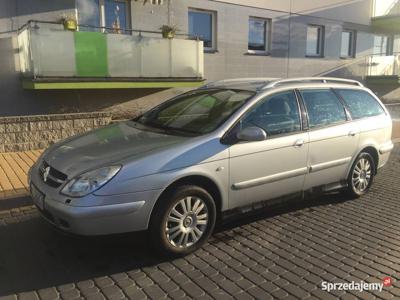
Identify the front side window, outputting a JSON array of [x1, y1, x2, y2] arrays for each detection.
[[335, 89, 385, 119], [137, 89, 254, 135], [240, 91, 301, 136], [306, 25, 324, 56], [248, 17, 271, 53], [300, 89, 346, 128], [189, 9, 216, 50], [77, 0, 130, 33], [341, 30, 355, 58]]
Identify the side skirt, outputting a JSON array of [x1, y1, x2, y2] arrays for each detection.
[[221, 181, 347, 221]]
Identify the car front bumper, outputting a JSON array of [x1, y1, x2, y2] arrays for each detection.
[[29, 162, 162, 236]]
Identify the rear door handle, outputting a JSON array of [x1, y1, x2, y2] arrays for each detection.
[[348, 130, 357, 137], [294, 139, 305, 147]]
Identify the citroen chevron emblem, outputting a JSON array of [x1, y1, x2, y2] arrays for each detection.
[[43, 166, 50, 182]]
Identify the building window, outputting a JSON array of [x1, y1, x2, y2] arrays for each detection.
[[373, 35, 389, 55], [248, 17, 271, 54], [189, 9, 216, 51], [341, 30, 356, 58], [306, 25, 324, 57], [77, 0, 130, 34]]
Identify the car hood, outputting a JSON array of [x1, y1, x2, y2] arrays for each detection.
[[44, 121, 190, 177]]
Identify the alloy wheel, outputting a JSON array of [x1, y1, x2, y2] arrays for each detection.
[[352, 157, 372, 193], [165, 196, 209, 248]]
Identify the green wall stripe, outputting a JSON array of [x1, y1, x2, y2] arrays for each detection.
[[74, 32, 108, 77], [22, 80, 204, 90]]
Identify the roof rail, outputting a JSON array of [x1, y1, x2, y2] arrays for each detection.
[[201, 77, 279, 89], [261, 77, 363, 89]]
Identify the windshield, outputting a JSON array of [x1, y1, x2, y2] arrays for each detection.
[[136, 89, 255, 135]]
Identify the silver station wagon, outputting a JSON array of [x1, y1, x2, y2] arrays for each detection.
[[29, 77, 394, 256]]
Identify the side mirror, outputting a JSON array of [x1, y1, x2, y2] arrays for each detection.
[[236, 126, 267, 142]]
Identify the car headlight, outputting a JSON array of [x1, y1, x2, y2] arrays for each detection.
[[61, 166, 121, 197]]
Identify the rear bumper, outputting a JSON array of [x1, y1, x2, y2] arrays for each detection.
[[379, 141, 394, 154], [378, 140, 394, 169]]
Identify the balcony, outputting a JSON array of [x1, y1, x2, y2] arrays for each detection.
[[365, 54, 400, 85], [18, 22, 204, 89], [371, 0, 400, 33]]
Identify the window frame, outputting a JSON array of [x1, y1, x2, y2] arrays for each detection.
[[247, 16, 272, 55], [188, 8, 217, 52], [77, 0, 131, 33], [340, 30, 356, 59], [297, 88, 349, 131], [373, 35, 391, 56], [306, 24, 325, 57]]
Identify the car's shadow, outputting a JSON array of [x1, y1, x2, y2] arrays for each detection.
[[0, 192, 352, 296]]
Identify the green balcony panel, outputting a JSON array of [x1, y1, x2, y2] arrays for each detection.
[[74, 31, 108, 77]]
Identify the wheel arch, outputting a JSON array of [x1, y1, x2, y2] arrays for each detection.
[[347, 145, 379, 178], [360, 146, 379, 174], [151, 174, 224, 221]]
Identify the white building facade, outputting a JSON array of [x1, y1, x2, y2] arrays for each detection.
[[0, 0, 398, 117]]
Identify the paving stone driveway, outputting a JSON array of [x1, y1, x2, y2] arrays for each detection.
[[0, 145, 400, 300]]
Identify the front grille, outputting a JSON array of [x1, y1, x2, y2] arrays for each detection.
[[38, 161, 68, 188]]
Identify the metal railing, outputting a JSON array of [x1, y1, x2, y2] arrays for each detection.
[[366, 53, 400, 76], [11, 19, 195, 39]]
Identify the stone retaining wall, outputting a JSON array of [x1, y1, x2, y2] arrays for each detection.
[[0, 112, 112, 152]]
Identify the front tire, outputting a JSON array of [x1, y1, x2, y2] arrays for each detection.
[[149, 185, 216, 257], [346, 152, 375, 198]]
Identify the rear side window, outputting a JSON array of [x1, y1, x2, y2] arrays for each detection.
[[300, 89, 347, 128], [335, 89, 385, 119]]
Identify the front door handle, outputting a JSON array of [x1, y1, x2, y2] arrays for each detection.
[[348, 130, 357, 137], [294, 139, 305, 147]]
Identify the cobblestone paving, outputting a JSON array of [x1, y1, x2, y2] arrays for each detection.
[[0, 146, 399, 299]]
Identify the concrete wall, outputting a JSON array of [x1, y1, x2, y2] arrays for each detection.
[[215, 0, 373, 25], [132, 0, 377, 80]]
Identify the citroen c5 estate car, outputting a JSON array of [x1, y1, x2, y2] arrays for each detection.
[[29, 77, 394, 256]]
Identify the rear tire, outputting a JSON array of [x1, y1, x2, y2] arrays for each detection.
[[149, 185, 216, 257], [346, 152, 375, 198]]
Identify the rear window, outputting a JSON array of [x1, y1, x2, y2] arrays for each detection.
[[335, 89, 385, 120]]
